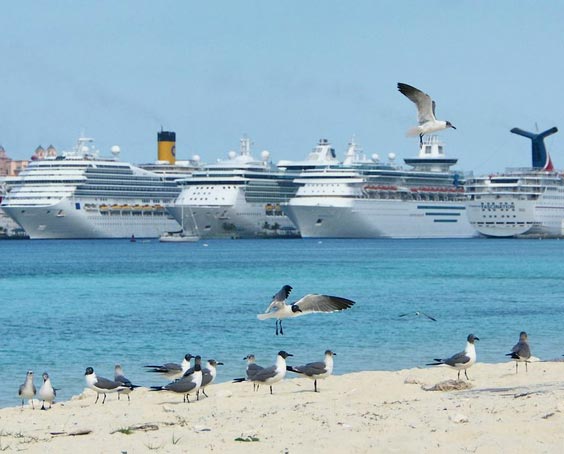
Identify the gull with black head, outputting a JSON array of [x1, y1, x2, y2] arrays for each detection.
[[84, 367, 130, 404], [250, 351, 293, 394], [151, 364, 203, 403], [427, 334, 479, 380]]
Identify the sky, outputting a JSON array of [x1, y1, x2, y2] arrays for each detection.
[[1, 1, 564, 174]]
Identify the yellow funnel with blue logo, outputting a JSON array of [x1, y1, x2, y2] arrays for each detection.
[[158, 130, 176, 164]]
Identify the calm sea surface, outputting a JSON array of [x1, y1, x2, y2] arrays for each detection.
[[1, 238, 564, 408]]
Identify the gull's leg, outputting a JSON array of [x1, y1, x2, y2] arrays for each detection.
[[464, 370, 469, 380], [102, 393, 107, 404], [280, 320, 284, 335], [275, 320, 279, 336], [95, 393, 99, 404]]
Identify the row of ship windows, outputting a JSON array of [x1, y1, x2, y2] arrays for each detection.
[[478, 215, 518, 218]]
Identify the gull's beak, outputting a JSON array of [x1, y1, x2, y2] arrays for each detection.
[[451, 124, 457, 129]]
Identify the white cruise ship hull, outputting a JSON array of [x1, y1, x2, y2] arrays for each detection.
[[285, 197, 476, 239], [3, 198, 181, 239], [167, 202, 298, 239], [466, 196, 562, 238]]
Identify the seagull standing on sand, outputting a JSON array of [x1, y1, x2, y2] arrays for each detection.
[[18, 370, 36, 409], [38, 372, 56, 410], [114, 364, 140, 401], [199, 359, 224, 398], [84, 367, 130, 404], [427, 334, 479, 380], [506, 331, 531, 373], [257, 285, 356, 335], [249, 351, 293, 394], [233, 354, 264, 391], [397, 82, 456, 144], [286, 350, 336, 392], [144, 353, 194, 380], [151, 364, 203, 403]]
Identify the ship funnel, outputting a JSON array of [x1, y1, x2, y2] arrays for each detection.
[[510, 126, 558, 170], [157, 130, 176, 164]]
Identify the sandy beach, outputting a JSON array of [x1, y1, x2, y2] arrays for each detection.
[[1, 361, 564, 453]]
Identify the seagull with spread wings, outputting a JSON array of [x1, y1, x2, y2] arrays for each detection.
[[398, 82, 456, 144], [257, 285, 355, 335]]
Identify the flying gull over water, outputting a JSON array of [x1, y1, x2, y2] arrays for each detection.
[[257, 285, 356, 335], [399, 311, 437, 322], [286, 350, 336, 392], [114, 364, 141, 401], [249, 351, 292, 394], [506, 331, 531, 373], [18, 370, 36, 409], [233, 354, 264, 391], [84, 367, 130, 404], [38, 372, 56, 410], [398, 82, 456, 144], [151, 364, 203, 403], [427, 334, 479, 380], [144, 353, 194, 380]]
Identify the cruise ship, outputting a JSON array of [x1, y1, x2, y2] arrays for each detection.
[[1, 135, 186, 239], [167, 138, 339, 239], [284, 136, 477, 238], [466, 126, 564, 238]]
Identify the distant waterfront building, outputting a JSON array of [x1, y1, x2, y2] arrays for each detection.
[[0, 146, 29, 176]]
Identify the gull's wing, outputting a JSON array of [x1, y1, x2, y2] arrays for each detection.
[[247, 363, 264, 379], [95, 376, 123, 390], [165, 377, 198, 393], [264, 285, 293, 313], [292, 294, 355, 316], [293, 361, 327, 377], [511, 341, 531, 359], [251, 365, 277, 382], [398, 83, 436, 124], [114, 374, 133, 387], [443, 351, 471, 367], [144, 362, 182, 372], [420, 312, 437, 322]]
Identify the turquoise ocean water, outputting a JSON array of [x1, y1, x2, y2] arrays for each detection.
[[1, 238, 564, 408]]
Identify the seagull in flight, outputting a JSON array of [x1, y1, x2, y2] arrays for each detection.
[[399, 311, 437, 322], [426, 334, 479, 380], [506, 331, 531, 373], [257, 285, 356, 335], [397, 82, 456, 144]]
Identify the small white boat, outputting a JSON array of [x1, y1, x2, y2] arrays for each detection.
[[159, 231, 200, 242]]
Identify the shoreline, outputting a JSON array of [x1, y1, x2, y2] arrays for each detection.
[[1, 361, 564, 452]]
